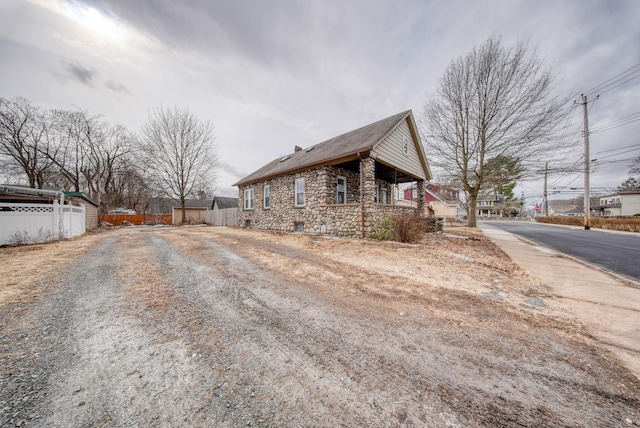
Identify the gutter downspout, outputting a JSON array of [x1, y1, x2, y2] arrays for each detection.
[[358, 152, 364, 239]]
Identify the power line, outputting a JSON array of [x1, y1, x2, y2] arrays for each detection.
[[592, 156, 639, 166], [590, 112, 640, 134], [593, 143, 640, 156], [584, 63, 640, 97], [591, 147, 640, 161]]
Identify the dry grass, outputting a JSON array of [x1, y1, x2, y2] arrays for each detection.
[[0, 230, 114, 306]]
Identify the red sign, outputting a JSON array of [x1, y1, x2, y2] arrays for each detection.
[[534, 205, 541, 212]]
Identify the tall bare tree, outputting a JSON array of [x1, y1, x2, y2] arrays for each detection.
[[421, 35, 569, 227], [45, 109, 102, 193], [142, 106, 218, 223], [0, 97, 53, 188]]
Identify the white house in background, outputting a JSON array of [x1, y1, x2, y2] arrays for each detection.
[[476, 194, 505, 218], [596, 190, 640, 216], [0, 184, 88, 245]]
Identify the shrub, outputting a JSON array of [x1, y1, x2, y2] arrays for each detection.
[[391, 213, 426, 243], [537, 216, 640, 232], [372, 217, 393, 241]]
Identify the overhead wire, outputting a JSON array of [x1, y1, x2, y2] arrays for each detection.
[[589, 111, 640, 134], [583, 63, 640, 98]]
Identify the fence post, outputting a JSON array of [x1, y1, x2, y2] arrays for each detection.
[[53, 200, 60, 240]]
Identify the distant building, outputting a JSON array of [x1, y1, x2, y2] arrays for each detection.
[[402, 184, 465, 220], [595, 190, 640, 216], [476, 194, 505, 218]]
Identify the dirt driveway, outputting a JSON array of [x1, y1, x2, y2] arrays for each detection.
[[1, 226, 639, 427]]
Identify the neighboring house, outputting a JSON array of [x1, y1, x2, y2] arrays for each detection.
[[233, 110, 432, 237], [596, 190, 640, 216], [0, 184, 88, 245], [476, 194, 505, 218], [402, 184, 465, 220]]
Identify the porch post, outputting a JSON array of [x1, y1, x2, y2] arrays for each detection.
[[361, 156, 375, 237]]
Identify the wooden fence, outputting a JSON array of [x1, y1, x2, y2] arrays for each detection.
[[99, 213, 172, 226], [200, 208, 238, 226]]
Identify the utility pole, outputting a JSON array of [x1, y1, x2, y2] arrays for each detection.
[[543, 162, 548, 216], [581, 94, 591, 230]]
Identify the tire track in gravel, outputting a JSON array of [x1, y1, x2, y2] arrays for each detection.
[[3, 227, 640, 427], [153, 229, 640, 427], [29, 233, 233, 427]]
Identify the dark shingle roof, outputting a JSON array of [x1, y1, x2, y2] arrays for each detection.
[[212, 196, 238, 209], [234, 111, 411, 187], [64, 192, 99, 207]]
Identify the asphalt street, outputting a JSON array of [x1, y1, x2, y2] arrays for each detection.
[[481, 220, 640, 282]]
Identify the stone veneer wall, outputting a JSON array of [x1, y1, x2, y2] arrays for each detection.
[[238, 159, 421, 237]]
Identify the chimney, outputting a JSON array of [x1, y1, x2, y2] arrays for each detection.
[[294, 146, 303, 152]]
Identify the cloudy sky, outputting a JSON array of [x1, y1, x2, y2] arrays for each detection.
[[1, 0, 639, 204]]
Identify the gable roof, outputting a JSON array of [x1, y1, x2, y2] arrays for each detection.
[[212, 196, 238, 209], [234, 110, 430, 187]]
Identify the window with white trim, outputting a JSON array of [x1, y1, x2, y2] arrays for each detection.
[[243, 188, 254, 210], [374, 184, 379, 203], [263, 184, 270, 209], [381, 188, 388, 204], [337, 176, 346, 204], [294, 178, 305, 207]]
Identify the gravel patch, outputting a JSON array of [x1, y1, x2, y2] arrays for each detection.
[[1, 227, 639, 427]]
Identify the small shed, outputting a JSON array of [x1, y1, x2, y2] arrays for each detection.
[[171, 199, 211, 224], [64, 192, 100, 230]]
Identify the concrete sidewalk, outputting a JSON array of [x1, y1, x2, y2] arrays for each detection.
[[479, 223, 640, 381]]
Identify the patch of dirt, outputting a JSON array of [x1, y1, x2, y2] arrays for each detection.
[[1, 226, 639, 427]]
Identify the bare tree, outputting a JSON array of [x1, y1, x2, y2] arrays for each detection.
[[0, 97, 53, 188], [421, 35, 569, 227], [141, 106, 218, 223], [45, 109, 103, 193]]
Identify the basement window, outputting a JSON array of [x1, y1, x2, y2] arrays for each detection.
[[294, 221, 304, 232]]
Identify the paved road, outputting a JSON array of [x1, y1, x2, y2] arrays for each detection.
[[481, 220, 640, 281]]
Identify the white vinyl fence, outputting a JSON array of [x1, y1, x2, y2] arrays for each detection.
[[0, 201, 86, 246], [200, 208, 238, 226]]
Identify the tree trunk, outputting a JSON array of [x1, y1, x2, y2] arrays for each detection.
[[467, 192, 478, 227], [180, 198, 186, 224]]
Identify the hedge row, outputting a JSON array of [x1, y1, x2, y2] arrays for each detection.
[[536, 216, 640, 232]]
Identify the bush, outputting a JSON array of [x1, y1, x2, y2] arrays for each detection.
[[537, 216, 640, 232], [372, 217, 393, 241], [391, 212, 427, 243]]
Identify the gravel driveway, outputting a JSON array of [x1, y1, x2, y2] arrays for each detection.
[[1, 226, 639, 427]]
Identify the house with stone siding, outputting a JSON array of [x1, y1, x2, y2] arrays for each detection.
[[233, 110, 432, 238]]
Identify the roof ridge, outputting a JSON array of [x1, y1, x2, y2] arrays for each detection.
[[234, 110, 411, 186]]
